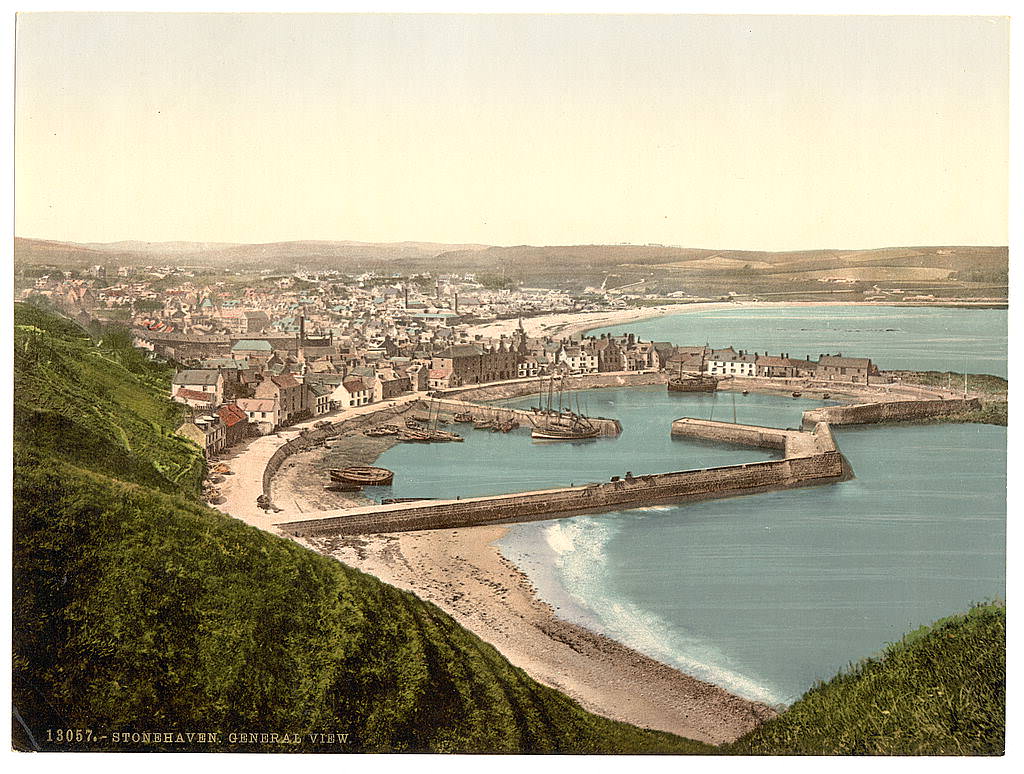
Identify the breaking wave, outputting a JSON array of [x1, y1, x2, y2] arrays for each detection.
[[541, 517, 786, 706]]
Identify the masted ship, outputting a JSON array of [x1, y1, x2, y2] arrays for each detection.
[[667, 349, 718, 393], [528, 375, 599, 440]]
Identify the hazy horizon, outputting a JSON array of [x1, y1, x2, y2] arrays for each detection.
[[16, 14, 1009, 250], [13, 234, 1012, 253]]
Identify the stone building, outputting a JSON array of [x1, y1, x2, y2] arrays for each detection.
[[817, 355, 874, 384], [255, 373, 308, 424]]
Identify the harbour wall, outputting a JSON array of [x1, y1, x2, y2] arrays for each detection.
[[428, 397, 623, 436], [275, 446, 849, 537], [670, 418, 836, 458], [801, 398, 981, 427]]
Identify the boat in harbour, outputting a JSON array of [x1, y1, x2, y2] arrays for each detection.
[[330, 465, 395, 486], [528, 376, 600, 440], [667, 349, 718, 393], [364, 424, 399, 437]]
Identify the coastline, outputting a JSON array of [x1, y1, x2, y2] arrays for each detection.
[[299, 525, 776, 744], [466, 299, 1007, 341]]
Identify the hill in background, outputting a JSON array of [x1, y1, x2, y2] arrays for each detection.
[[15, 237, 1007, 299]]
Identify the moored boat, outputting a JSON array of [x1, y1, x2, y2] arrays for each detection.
[[453, 412, 475, 423], [330, 466, 394, 486], [667, 349, 718, 392], [398, 429, 433, 442], [364, 424, 399, 437]]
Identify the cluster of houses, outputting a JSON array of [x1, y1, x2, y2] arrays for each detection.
[[166, 316, 878, 458]]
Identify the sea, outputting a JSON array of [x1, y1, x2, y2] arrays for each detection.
[[369, 305, 1007, 708], [586, 304, 1008, 378]]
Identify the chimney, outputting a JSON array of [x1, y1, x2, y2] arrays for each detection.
[[404, 285, 409, 308], [454, 292, 459, 314], [299, 315, 305, 345]]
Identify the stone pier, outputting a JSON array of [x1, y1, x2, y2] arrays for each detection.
[[274, 419, 848, 537]]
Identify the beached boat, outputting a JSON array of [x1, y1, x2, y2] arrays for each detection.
[[792, 391, 802, 398], [405, 418, 425, 430], [324, 482, 363, 493], [330, 465, 394, 486], [364, 424, 399, 437], [398, 429, 433, 443], [381, 497, 436, 505], [453, 412, 475, 423]]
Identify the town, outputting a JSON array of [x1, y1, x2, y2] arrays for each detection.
[[16, 261, 891, 461]]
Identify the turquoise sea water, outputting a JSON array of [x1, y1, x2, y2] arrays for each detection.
[[586, 304, 1008, 377], [370, 305, 1006, 708]]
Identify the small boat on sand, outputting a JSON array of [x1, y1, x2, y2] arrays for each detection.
[[792, 391, 802, 398], [330, 466, 394, 486], [398, 429, 433, 443], [324, 482, 363, 493], [381, 497, 437, 505], [364, 424, 399, 437]]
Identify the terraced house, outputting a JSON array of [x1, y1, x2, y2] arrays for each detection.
[[170, 368, 224, 406], [255, 373, 308, 424], [817, 355, 874, 384]]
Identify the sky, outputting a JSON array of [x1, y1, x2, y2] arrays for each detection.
[[14, 13, 1010, 250]]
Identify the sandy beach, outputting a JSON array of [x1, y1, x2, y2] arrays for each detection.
[[301, 525, 776, 744], [465, 298, 1006, 343]]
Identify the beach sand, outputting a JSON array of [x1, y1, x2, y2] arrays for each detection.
[[302, 525, 776, 744]]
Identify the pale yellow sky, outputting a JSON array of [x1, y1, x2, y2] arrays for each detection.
[[14, 13, 1009, 249]]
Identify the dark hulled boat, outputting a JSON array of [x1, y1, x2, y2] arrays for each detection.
[[667, 349, 718, 392]]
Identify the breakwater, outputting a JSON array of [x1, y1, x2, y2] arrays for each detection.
[[801, 398, 981, 427], [274, 421, 848, 537], [669, 418, 834, 457]]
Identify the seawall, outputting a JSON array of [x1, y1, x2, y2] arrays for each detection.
[[275, 444, 849, 537], [801, 398, 981, 427]]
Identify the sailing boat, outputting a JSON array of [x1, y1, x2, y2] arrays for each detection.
[[529, 375, 599, 440], [667, 347, 718, 393]]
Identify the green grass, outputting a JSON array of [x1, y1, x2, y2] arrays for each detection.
[[14, 302, 205, 495], [726, 604, 1005, 755], [12, 304, 710, 754], [894, 370, 1008, 397]]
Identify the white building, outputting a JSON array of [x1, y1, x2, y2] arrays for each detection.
[[705, 348, 757, 377]]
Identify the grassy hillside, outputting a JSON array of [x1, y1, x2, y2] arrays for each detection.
[[12, 304, 708, 754], [14, 302, 205, 495], [727, 604, 1005, 755]]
